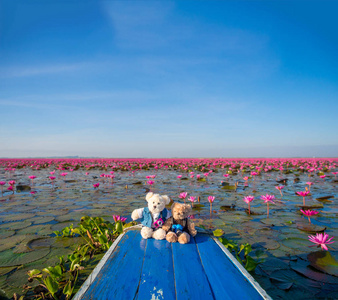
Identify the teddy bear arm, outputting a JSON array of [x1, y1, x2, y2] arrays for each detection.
[[131, 209, 141, 221], [162, 217, 173, 232], [187, 219, 197, 237]]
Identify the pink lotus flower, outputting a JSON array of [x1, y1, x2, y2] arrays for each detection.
[[208, 196, 215, 203], [93, 183, 100, 189], [296, 190, 310, 206], [260, 194, 275, 203], [8, 180, 15, 186], [243, 177, 249, 181], [113, 215, 127, 222], [300, 209, 319, 223], [147, 180, 154, 186], [243, 196, 254, 215], [332, 172, 337, 179], [29, 175, 36, 180], [188, 196, 196, 203], [49, 176, 56, 180], [179, 192, 188, 203], [190, 175, 194, 179], [260, 194, 275, 217], [50, 171, 55, 175], [30, 191, 37, 195], [306, 182, 314, 191], [177, 175, 182, 179], [196, 174, 201, 179], [208, 196, 215, 214], [60, 172, 68, 177], [319, 175, 326, 179], [85, 172, 89, 175], [308, 233, 334, 251], [223, 174, 230, 178], [275, 185, 284, 197], [7, 185, 14, 193]]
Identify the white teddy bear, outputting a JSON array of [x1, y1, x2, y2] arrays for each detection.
[[131, 192, 171, 240]]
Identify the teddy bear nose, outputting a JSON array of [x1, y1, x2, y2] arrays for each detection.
[[153, 205, 157, 209]]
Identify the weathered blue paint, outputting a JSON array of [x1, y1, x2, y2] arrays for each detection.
[[75, 229, 270, 300], [195, 234, 263, 300], [81, 230, 145, 300], [172, 236, 215, 299], [136, 239, 175, 300]]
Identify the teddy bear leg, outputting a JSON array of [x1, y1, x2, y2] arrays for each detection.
[[166, 232, 178, 243], [152, 228, 166, 240], [141, 227, 153, 239], [178, 232, 190, 244]]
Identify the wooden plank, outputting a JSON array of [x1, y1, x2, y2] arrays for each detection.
[[212, 237, 272, 300], [73, 230, 127, 300], [195, 234, 266, 300], [80, 230, 146, 300], [172, 237, 214, 300], [136, 239, 176, 300]]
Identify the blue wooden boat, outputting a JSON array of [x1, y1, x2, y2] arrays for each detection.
[[73, 226, 271, 300]]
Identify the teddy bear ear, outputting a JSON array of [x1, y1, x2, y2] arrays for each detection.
[[171, 202, 177, 210], [145, 192, 154, 202], [162, 195, 171, 205]]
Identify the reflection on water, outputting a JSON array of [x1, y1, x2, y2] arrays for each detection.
[[0, 166, 337, 299]]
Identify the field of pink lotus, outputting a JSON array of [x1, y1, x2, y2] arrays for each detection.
[[0, 158, 337, 299]]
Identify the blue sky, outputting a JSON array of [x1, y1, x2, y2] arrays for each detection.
[[0, 0, 337, 158]]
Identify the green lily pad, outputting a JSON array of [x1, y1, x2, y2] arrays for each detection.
[[213, 229, 224, 237], [260, 218, 284, 226], [221, 185, 236, 190], [0, 266, 17, 276], [192, 203, 205, 211], [256, 237, 280, 250], [220, 205, 236, 211], [0, 235, 27, 252], [0, 213, 36, 222], [308, 251, 338, 277], [0, 248, 50, 267], [0, 230, 15, 239], [270, 269, 321, 291], [12, 238, 34, 254], [29, 216, 55, 225], [296, 203, 324, 209], [296, 222, 326, 233], [0, 221, 32, 231], [290, 258, 338, 284], [280, 237, 309, 252], [259, 258, 289, 275], [50, 221, 75, 233], [16, 185, 31, 192], [16, 224, 51, 236]]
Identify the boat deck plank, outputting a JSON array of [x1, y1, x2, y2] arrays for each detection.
[[172, 236, 214, 300], [75, 229, 270, 300], [81, 230, 145, 300], [136, 239, 176, 300], [195, 234, 263, 300]]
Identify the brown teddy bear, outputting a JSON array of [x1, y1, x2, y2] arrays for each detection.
[[162, 202, 197, 244]]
